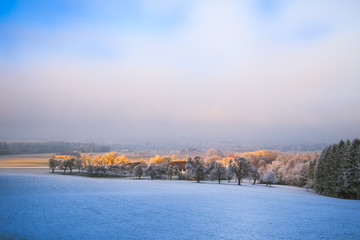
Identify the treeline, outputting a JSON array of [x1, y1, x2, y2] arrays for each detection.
[[48, 141, 360, 199], [185, 156, 277, 186], [49, 149, 319, 188], [49, 153, 186, 179], [208, 149, 318, 187], [0, 141, 110, 155], [314, 139, 360, 199], [48, 152, 295, 187], [262, 152, 317, 187]]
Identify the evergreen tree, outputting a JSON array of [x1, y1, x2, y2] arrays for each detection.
[[314, 138, 360, 199], [306, 158, 316, 188], [315, 146, 330, 194], [335, 140, 350, 197], [332, 141, 345, 197], [347, 139, 360, 199]]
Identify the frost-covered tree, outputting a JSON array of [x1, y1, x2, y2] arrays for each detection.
[[68, 158, 75, 173], [125, 164, 134, 177], [59, 159, 71, 174], [186, 156, 207, 183], [263, 171, 277, 187], [225, 166, 233, 183], [81, 153, 94, 175], [150, 155, 170, 165], [114, 155, 129, 165], [210, 162, 226, 184], [48, 158, 60, 173], [229, 157, 250, 185], [145, 164, 158, 180], [166, 165, 179, 180], [267, 152, 318, 187], [108, 165, 123, 176], [250, 167, 260, 185], [100, 152, 118, 165], [74, 159, 83, 172], [135, 165, 144, 179]]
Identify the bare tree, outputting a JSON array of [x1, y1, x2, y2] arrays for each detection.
[[229, 157, 250, 185], [225, 166, 233, 183], [145, 164, 157, 180], [68, 158, 75, 173], [250, 167, 260, 185], [166, 165, 179, 180], [135, 165, 144, 179], [48, 158, 60, 173], [210, 162, 227, 184], [59, 160, 69, 174], [74, 159, 83, 172], [186, 156, 207, 183]]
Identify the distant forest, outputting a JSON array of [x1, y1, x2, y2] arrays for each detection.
[[0, 141, 110, 155]]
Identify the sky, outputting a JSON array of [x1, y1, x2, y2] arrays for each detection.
[[0, 0, 359, 144]]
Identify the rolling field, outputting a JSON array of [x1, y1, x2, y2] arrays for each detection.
[[0, 168, 359, 240], [0, 154, 51, 167]]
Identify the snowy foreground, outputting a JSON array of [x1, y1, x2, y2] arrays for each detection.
[[1, 169, 359, 240]]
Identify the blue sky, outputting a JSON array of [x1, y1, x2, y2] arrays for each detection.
[[0, 0, 359, 143]]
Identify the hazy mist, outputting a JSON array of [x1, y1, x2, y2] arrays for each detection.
[[1, 0, 359, 144]]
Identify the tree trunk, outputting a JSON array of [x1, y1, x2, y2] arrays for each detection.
[[197, 179, 200, 183], [52, 168, 54, 173], [253, 179, 256, 185], [63, 168, 66, 174], [218, 178, 221, 184], [238, 178, 241, 185]]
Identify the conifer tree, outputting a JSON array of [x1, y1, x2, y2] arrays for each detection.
[[348, 139, 360, 199], [314, 147, 325, 193], [315, 138, 360, 199]]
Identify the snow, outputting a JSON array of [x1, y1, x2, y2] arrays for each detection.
[[1, 168, 359, 240]]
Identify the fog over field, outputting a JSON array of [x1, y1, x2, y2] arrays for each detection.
[[1, 168, 360, 240]]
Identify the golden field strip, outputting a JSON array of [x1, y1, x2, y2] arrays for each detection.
[[0, 154, 51, 167], [0, 153, 152, 167]]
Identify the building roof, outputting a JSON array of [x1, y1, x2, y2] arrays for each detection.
[[169, 161, 186, 170]]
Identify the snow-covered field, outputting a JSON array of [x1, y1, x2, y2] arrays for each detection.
[[0, 168, 359, 240]]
